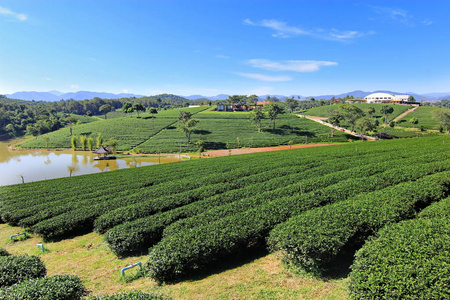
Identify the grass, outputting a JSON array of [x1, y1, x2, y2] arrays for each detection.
[[137, 110, 354, 153], [0, 223, 348, 299], [395, 106, 448, 129]]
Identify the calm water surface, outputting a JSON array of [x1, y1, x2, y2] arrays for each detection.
[[0, 140, 183, 186]]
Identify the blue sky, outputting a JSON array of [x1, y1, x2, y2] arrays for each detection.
[[1, 0, 449, 97]]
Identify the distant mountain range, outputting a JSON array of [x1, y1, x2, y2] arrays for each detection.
[[4, 90, 450, 102], [5, 91, 144, 102]]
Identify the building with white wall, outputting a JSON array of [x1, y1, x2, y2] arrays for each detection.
[[364, 93, 411, 104]]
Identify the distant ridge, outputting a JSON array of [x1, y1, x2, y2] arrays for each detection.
[[5, 91, 145, 101], [4, 90, 449, 102]]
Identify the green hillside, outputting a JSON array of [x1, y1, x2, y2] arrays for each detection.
[[395, 106, 448, 129], [302, 103, 412, 123], [17, 107, 353, 153], [2, 136, 450, 298]]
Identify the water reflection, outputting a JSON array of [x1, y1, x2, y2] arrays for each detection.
[[0, 140, 185, 186]]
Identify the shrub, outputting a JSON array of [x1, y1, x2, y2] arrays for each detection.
[[349, 218, 450, 299], [0, 248, 10, 256], [0, 255, 46, 287], [0, 275, 86, 300]]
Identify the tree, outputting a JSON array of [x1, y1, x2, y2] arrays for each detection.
[[122, 102, 133, 114], [409, 117, 419, 125], [284, 97, 299, 113], [249, 107, 265, 132], [106, 138, 118, 154], [340, 104, 365, 132], [133, 103, 145, 117], [264, 102, 285, 130], [5, 123, 16, 137], [96, 133, 103, 148], [327, 109, 343, 137], [177, 111, 199, 144], [99, 104, 112, 119], [148, 107, 158, 129], [433, 110, 450, 134], [87, 137, 94, 151], [409, 95, 416, 102], [366, 106, 375, 117], [71, 135, 78, 150], [380, 105, 394, 124], [356, 116, 377, 139], [195, 140, 204, 158], [247, 94, 259, 107], [79, 135, 87, 151]]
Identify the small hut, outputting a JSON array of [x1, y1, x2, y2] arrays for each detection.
[[93, 145, 115, 160]]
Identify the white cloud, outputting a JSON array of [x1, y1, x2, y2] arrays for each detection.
[[422, 19, 433, 26], [244, 18, 372, 41], [249, 86, 274, 95], [123, 89, 130, 93], [247, 59, 338, 72], [0, 6, 27, 21], [70, 84, 79, 89], [215, 54, 230, 59], [235, 72, 292, 82], [369, 5, 413, 25]]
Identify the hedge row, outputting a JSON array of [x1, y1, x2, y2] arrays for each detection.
[[0, 255, 46, 287], [348, 218, 450, 299], [0, 275, 86, 300], [93, 161, 321, 233], [105, 156, 384, 256], [142, 159, 450, 282], [27, 159, 316, 239], [418, 196, 450, 219], [105, 152, 421, 256], [268, 171, 450, 275], [162, 158, 450, 238], [6, 159, 277, 226]]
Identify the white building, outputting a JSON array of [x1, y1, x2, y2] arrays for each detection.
[[364, 92, 411, 104]]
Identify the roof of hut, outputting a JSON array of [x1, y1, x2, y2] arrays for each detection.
[[94, 145, 111, 154]]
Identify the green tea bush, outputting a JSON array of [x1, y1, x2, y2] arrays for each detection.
[[349, 218, 450, 299], [268, 171, 450, 275], [0, 275, 86, 300], [0, 248, 10, 256], [0, 255, 46, 287], [418, 196, 450, 219]]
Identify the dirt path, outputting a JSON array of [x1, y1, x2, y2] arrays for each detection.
[[202, 143, 339, 157], [393, 105, 419, 122], [301, 115, 378, 141]]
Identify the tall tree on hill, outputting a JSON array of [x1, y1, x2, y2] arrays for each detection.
[[265, 102, 285, 130], [433, 110, 450, 134], [247, 94, 259, 107], [340, 104, 365, 132], [148, 107, 158, 129], [133, 103, 145, 118], [99, 104, 112, 119], [122, 102, 133, 114], [284, 97, 299, 113], [177, 111, 199, 144], [327, 109, 343, 137], [356, 116, 377, 139], [380, 105, 394, 124], [249, 107, 265, 132]]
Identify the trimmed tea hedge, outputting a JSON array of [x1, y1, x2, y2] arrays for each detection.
[[0, 255, 46, 287], [0, 248, 9, 256], [418, 196, 450, 219], [348, 218, 450, 299], [0, 275, 86, 300], [268, 171, 450, 275]]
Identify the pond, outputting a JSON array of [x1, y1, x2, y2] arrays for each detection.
[[0, 140, 185, 186]]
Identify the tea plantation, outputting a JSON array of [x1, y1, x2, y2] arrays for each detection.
[[1, 136, 450, 298]]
